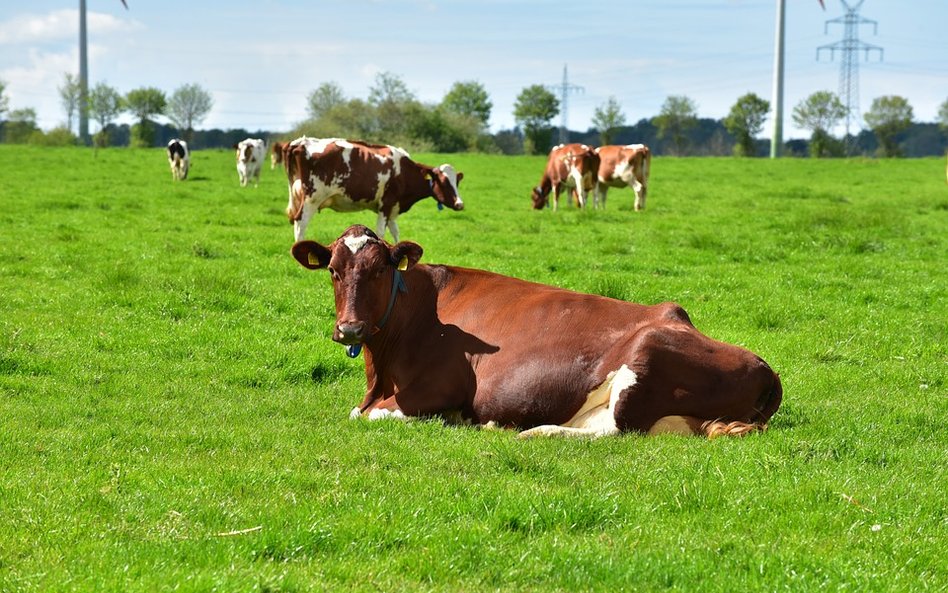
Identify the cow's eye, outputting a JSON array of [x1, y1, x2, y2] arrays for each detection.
[[328, 267, 340, 281]]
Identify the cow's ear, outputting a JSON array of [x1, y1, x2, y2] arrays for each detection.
[[291, 241, 332, 270], [390, 242, 423, 271], [455, 172, 464, 185]]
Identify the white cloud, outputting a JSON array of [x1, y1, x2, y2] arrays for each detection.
[[0, 9, 135, 45]]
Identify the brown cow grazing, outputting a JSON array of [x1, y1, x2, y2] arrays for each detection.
[[271, 141, 286, 170], [291, 225, 783, 438], [285, 137, 464, 243], [594, 144, 651, 210], [531, 143, 600, 210]]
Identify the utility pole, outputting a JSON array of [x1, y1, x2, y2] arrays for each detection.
[[78, 0, 128, 146], [817, 0, 883, 152], [769, 0, 786, 158], [78, 0, 89, 145], [546, 64, 583, 145]]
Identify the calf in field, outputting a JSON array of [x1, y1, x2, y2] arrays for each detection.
[[531, 143, 600, 210], [284, 137, 464, 243], [167, 139, 189, 181], [291, 225, 783, 439]]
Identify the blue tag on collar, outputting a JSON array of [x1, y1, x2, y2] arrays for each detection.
[[437, 202, 444, 211], [345, 344, 362, 358]]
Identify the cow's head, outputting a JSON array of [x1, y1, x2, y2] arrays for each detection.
[[292, 225, 423, 346], [531, 186, 548, 209], [427, 165, 464, 211]]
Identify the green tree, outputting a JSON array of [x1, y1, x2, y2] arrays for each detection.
[[724, 92, 770, 157], [4, 108, 39, 144], [369, 72, 418, 141], [864, 95, 913, 158], [791, 91, 847, 158], [513, 84, 559, 155], [441, 81, 492, 130], [166, 83, 213, 143], [591, 96, 626, 145], [937, 98, 948, 133], [297, 99, 377, 140], [58, 73, 81, 135], [0, 79, 9, 121], [88, 82, 124, 147], [125, 87, 166, 147], [307, 82, 346, 120], [652, 95, 698, 156]]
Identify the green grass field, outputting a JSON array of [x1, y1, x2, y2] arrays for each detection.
[[1, 145, 945, 592]]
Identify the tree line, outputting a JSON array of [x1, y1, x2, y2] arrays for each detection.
[[1, 73, 947, 158]]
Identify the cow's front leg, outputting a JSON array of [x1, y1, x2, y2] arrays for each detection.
[[352, 396, 411, 422], [376, 206, 400, 243], [294, 205, 316, 242]]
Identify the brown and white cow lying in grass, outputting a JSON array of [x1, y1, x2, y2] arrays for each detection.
[[291, 225, 783, 438]]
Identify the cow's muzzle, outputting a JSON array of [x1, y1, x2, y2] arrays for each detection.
[[334, 321, 367, 345]]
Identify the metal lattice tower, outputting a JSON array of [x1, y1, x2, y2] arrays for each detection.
[[817, 0, 883, 148], [547, 64, 583, 144]]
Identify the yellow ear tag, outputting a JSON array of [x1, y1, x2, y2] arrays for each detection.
[[308, 253, 320, 266], [397, 256, 409, 271]]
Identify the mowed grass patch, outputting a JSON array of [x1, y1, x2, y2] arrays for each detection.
[[0, 146, 946, 592]]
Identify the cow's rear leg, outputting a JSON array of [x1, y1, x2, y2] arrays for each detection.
[[613, 321, 782, 437], [647, 415, 763, 438]]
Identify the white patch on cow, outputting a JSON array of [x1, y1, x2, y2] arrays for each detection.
[[567, 165, 586, 207], [349, 406, 362, 419], [613, 159, 635, 185], [625, 143, 645, 150], [300, 137, 346, 159], [367, 408, 409, 421], [375, 169, 391, 201], [518, 364, 636, 439], [344, 234, 373, 254]]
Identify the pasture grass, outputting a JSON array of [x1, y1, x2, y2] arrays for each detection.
[[0, 145, 946, 592]]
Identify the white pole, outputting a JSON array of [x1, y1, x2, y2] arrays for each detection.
[[770, 0, 786, 158], [79, 0, 90, 145]]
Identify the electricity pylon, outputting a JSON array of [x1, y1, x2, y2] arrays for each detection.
[[817, 0, 883, 151], [547, 64, 583, 145]]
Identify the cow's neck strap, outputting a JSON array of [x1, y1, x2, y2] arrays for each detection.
[[376, 267, 407, 331]]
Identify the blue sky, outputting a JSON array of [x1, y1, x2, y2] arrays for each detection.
[[2, 1, 946, 139]]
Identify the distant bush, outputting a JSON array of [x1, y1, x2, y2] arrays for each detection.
[[28, 126, 78, 146]]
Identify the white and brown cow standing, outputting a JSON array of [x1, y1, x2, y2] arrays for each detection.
[[284, 137, 464, 243], [271, 141, 286, 170], [531, 143, 600, 210], [594, 144, 651, 211], [292, 225, 783, 439], [235, 138, 266, 187], [167, 139, 190, 181]]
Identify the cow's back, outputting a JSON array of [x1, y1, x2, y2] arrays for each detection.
[[419, 264, 671, 426]]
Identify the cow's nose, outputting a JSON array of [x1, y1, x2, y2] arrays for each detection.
[[454, 200, 464, 211], [335, 321, 367, 344]]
